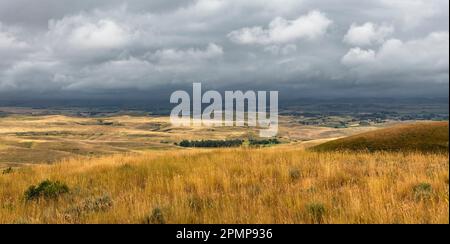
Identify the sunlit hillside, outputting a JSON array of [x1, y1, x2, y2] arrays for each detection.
[[313, 122, 449, 153], [0, 146, 448, 224], [0, 114, 383, 167]]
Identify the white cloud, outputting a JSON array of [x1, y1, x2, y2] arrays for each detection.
[[68, 19, 132, 49], [234, 0, 303, 14], [48, 17, 134, 50], [377, 32, 449, 71], [177, 0, 226, 17], [380, 0, 447, 29], [63, 57, 156, 90], [152, 43, 223, 63], [344, 22, 394, 46], [0, 31, 28, 49], [0, 59, 62, 92], [341, 48, 376, 65], [264, 44, 297, 55], [0, 23, 31, 72], [176, 0, 303, 18], [342, 32, 449, 82], [228, 10, 332, 45], [0, 1, 448, 96], [0, 23, 28, 49]]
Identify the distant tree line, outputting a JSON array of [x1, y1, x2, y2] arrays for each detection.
[[177, 138, 281, 148], [249, 138, 280, 146], [178, 139, 243, 148]]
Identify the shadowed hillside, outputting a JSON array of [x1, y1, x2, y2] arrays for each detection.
[[312, 122, 449, 153]]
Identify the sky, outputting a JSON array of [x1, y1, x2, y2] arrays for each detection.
[[0, 0, 448, 101]]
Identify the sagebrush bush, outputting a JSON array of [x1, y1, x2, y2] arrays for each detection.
[[289, 168, 301, 182], [142, 208, 166, 224], [24, 180, 69, 201], [188, 196, 214, 212], [188, 196, 203, 212], [82, 195, 113, 212], [2, 167, 13, 175], [413, 183, 433, 201], [306, 203, 326, 224], [64, 195, 113, 221]]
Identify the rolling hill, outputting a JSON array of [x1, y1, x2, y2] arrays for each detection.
[[312, 122, 449, 153], [0, 147, 448, 224]]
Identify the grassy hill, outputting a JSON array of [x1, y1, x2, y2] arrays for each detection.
[[0, 114, 378, 167], [312, 122, 449, 153], [0, 147, 448, 224]]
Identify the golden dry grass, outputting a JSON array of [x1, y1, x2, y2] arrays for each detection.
[[0, 147, 448, 224], [314, 122, 449, 153], [0, 114, 383, 166]]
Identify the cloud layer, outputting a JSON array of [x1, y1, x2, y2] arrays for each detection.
[[342, 32, 449, 82], [228, 11, 332, 45], [0, 0, 448, 99], [343, 22, 394, 46]]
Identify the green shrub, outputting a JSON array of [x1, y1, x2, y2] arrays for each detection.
[[2, 167, 13, 175], [413, 183, 433, 200], [246, 184, 262, 197], [249, 138, 281, 146], [83, 195, 113, 212], [188, 196, 203, 212], [289, 168, 301, 182], [119, 164, 133, 171], [188, 196, 214, 212], [65, 195, 113, 220], [142, 208, 166, 224], [179, 139, 243, 148], [24, 180, 69, 201], [306, 203, 326, 224]]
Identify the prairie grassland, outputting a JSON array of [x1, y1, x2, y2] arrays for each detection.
[[0, 147, 448, 224], [0, 114, 383, 166]]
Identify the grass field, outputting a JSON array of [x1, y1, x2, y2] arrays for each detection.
[[0, 114, 384, 167], [0, 146, 448, 224], [0, 115, 448, 224]]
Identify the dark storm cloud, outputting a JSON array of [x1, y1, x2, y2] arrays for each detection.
[[0, 0, 448, 100]]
